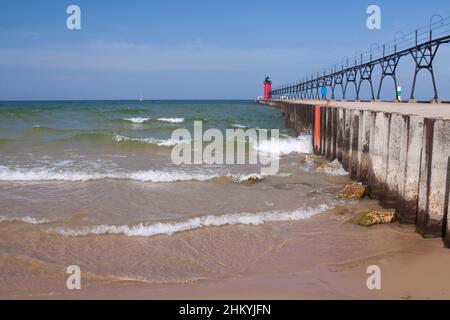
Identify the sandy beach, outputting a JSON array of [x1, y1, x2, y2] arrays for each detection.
[[2, 195, 449, 300]]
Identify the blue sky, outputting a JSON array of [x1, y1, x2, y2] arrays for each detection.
[[0, 0, 449, 100]]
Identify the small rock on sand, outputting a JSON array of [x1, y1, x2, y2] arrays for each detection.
[[351, 210, 396, 226], [340, 183, 366, 199]]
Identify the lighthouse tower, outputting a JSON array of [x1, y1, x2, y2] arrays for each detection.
[[263, 76, 272, 101]]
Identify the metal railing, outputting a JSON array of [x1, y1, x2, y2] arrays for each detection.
[[271, 15, 450, 103]]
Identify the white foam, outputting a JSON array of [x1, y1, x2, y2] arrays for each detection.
[[114, 134, 187, 147], [0, 166, 220, 183], [229, 172, 292, 183], [157, 118, 185, 124], [316, 159, 348, 176], [123, 117, 151, 124], [231, 173, 263, 183], [51, 204, 330, 238], [255, 135, 312, 155], [232, 124, 247, 129], [0, 215, 51, 225]]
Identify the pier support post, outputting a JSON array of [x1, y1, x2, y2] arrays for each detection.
[[321, 107, 326, 155], [368, 112, 389, 199], [349, 111, 359, 179], [397, 116, 424, 223], [381, 114, 403, 208], [337, 109, 344, 162], [326, 107, 332, 159], [331, 108, 338, 160], [444, 157, 450, 248], [342, 110, 351, 170], [417, 119, 450, 238], [357, 111, 372, 183]]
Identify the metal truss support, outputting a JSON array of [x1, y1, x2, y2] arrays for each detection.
[[343, 68, 358, 100], [357, 64, 375, 101], [331, 73, 344, 100], [410, 32, 441, 102], [377, 53, 401, 100]]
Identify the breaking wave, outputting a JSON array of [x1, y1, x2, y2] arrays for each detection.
[[316, 159, 348, 176], [51, 204, 330, 238], [255, 135, 312, 155], [0, 166, 220, 183], [0, 166, 289, 184], [157, 118, 184, 124], [113, 134, 188, 147], [122, 117, 151, 124]]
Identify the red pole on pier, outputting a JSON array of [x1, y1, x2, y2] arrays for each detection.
[[314, 105, 321, 152]]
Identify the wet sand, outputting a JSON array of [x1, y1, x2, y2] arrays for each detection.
[[2, 198, 449, 300], [1, 149, 449, 300]]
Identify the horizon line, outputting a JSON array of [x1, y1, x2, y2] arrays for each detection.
[[0, 98, 256, 103]]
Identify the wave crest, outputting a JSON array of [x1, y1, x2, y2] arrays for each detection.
[[123, 117, 151, 124], [51, 205, 330, 238], [0, 166, 220, 183], [0, 216, 51, 225], [113, 134, 186, 147]]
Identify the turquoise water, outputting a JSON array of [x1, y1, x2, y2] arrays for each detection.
[[0, 99, 346, 244], [0, 100, 297, 180], [0, 100, 351, 294]]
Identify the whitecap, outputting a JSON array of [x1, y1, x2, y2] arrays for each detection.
[[123, 117, 151, 124], [114, 134, 188, 147], [232, 124, 247, 129], [157, 118, 185, 124]]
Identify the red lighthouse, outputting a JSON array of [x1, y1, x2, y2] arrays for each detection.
[[263, 76, 272, 100]]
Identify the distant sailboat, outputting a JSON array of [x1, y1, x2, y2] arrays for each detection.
[[139, 92, 143, 102]]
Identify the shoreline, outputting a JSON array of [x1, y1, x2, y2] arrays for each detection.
[[2, 201, 449, 300]]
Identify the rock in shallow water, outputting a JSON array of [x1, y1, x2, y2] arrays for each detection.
[[316, 159, 347, 176], [300, 155, 317, 164], [246, 175, 261, 183], [232, 174, 264, 184]]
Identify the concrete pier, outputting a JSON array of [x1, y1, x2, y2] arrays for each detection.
[[259, 99, 450, 248]]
